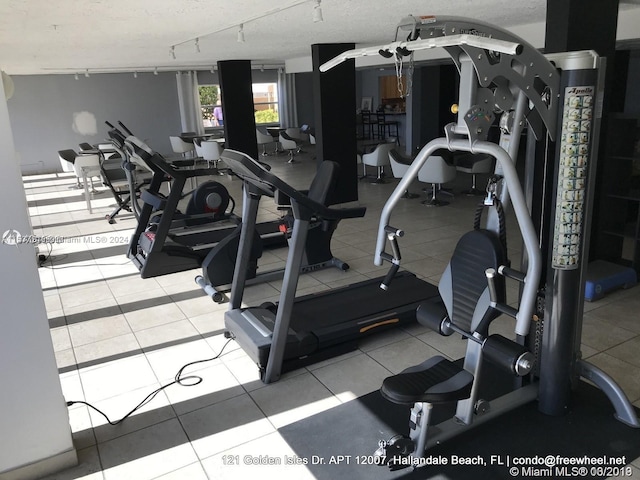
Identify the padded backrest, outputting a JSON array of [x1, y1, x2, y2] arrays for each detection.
[[279, 132, 297, 149], [417, 156, 457, 184], [58, 149, 77, 163], [439, 229, 507, 333], [363, 142, 393, 167], [307, 161, 339, 206], [388, 149, 411, 178], [201, 140, 222, 161], [169, 136, 194, 154], [256, 128, 272, 143]]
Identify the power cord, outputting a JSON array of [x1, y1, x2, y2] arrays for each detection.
[[66, 337, 234, 425]]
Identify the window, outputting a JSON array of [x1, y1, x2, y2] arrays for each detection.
[[252, 83, 279, 125], [198, 82, 279, 128], [198, 85, 220, 128]]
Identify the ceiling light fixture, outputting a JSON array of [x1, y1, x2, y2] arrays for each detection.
[[154, 67, 158, 76], [84, 69, 90, 78], [260, 64, 265, 72], [312, 0, 323, 23], [210, 66, 216, 73], [133, 71, 138, 78], [170, 0, 315, 53], [74, 73, 79, 80], [195, 38, 200, 53], [170, 46, 176, 60]]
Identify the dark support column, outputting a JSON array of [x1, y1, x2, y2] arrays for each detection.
[[536, 0, 620, 417], [312, 43, 357, 204], [217, 60, 258, 160], [407, 65, 458, 155]]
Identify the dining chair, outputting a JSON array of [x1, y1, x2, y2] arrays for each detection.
[[388, 149, 419, 198], [169, 136, 195, 158], [279, 132, 300, 163], [455, 153, 495, 196], [256, 128, 277, 156], [201, 140, 224, 172], [362, 142, 395, 184], [417, 155, 457, 206], [73, 153, 102, 194], [193, 138, 205, 159]]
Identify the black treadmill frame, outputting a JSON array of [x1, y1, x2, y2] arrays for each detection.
[[222, 149, 438, 383]]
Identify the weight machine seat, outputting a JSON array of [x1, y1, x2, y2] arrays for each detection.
[[380, 228, 507, 406], [380, 355, 473, 405]]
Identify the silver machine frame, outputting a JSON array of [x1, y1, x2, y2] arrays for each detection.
[[321, 14, 639, 463]]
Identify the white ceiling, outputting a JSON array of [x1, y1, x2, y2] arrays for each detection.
[[1, 0, 639, 76]]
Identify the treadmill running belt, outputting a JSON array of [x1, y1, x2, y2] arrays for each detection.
[[291, 271, 438, 333]]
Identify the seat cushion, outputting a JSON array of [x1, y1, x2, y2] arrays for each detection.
[[380, 356, 473, 405]]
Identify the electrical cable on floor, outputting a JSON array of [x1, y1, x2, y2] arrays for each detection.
[[65, 337, 234, 425], [38, 242, 54, 266]]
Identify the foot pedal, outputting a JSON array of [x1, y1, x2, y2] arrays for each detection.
[[374, 435, 415, 471]]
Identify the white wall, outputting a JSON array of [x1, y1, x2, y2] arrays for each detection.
[[7, 72, 182, 174], [0, 77, 76, 477]]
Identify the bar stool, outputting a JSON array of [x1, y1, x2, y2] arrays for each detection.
[[376, 112, 400, 144], [360, 110, 375, 139]]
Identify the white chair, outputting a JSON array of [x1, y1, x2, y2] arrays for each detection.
[[256, 128, 277, 156], [455, 153, 494, 195], [388, 149, 419, 198], [285, 127, 309, 144], [169, 136, 195, 158], [193, 138, 205, 159], [279, 132, 299, 163], [417, 155, 457, 207], [73, 153, 102, 194], [58, 150, 79, 187], [362, 142, 395, 183], [201, 140, 224, 171]]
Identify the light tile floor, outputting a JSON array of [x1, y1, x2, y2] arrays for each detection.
[[23, 147, 640, 479]]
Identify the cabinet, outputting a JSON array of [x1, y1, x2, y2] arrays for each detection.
[[379, 76, 406, 113], [598, 116, 640, 273]]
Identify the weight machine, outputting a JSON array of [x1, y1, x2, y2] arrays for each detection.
[[322, 15, 639, 466]]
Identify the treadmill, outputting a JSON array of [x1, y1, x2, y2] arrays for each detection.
[[123, 135, 286, 279], [222, 149, 439, 383]]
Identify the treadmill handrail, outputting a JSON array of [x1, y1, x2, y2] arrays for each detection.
[[221, 149, 367, 222], [124, 135, 219, 179]]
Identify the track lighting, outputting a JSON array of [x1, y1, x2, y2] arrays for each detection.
[[84, 69, 90, 78], [74, 73, 79, 80], [195, 38, 200, 53], [237, 24, 245, 43], [133, 71, 138, 78], [154, 67, 158, 76], [260, 64, 265, 72], [210, 66, 216, 74], [312, 0, 323, 23], [170, 46, 176, 60]]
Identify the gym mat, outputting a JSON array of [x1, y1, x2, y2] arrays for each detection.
[[278, 381, 640, 480]]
